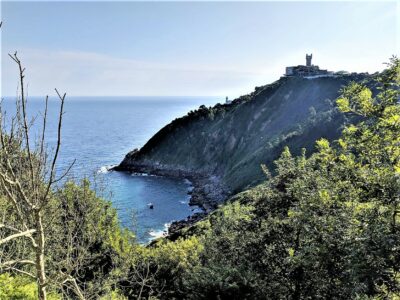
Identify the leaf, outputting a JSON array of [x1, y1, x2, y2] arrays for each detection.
[[336, 97, 350, 112]]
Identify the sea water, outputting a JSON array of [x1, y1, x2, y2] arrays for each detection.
[[1, 96, 219, 242]]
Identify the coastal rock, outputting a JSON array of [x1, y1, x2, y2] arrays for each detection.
[[167, 212, 207, 241]]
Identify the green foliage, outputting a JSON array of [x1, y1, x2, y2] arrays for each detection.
[[0, 274, 60, 300], [2, 58, 398, 299], [0, 175, 134, 298], [179, 57, 400, 299], [118, 236, 203, 299], [0, 274, 37, 300], [45, 179, 134, 297], [183, 203, 260, 299]]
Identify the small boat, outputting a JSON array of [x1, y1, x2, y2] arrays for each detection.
[[148, 203, 154, 209]]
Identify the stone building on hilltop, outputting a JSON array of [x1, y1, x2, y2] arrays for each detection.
[[286, 54, 333, 77]]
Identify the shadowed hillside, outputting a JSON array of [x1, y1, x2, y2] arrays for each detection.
[[116, 74, 370, 203]]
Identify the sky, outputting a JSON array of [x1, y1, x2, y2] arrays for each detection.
[[0, 1, 398, 97]]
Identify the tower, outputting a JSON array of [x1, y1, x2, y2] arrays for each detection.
[[306, 54, 312, 67]]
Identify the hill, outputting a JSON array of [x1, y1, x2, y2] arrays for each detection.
[[115, 74, 370, 208]]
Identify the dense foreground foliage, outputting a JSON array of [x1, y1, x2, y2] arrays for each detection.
[[1, 58, 399, 299]]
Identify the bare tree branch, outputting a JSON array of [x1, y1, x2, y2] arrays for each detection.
[[51, 159, 76, 184], [8, 52, 36, 193], [0, 229, 36, 245], [0, 259, 36, 267], [39, 95, 49, 166], [43, 88, 65, 205], [62, 274, 86, 300]]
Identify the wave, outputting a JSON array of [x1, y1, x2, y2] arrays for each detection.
[[97, 165, 116, 174], [191, 207, 203, 214], [148, 223, 171, 240], [131, 172, 158, 177]]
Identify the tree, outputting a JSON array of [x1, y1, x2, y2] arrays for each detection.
[[0, 24, 145, 299], [0, 51, 68, 299]]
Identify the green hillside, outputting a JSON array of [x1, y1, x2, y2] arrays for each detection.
[[117, 74, 370, 199]]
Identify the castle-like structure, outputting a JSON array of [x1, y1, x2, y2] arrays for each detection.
[[285, 54, 332, 77]]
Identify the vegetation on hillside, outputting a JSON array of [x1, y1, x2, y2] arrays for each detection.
[[1, 52, 399, 299], [119, 72, 371, 194], [183, 57, 400, 299]]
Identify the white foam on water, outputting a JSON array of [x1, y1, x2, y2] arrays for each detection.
[[148, 223, 171, 240], [131, 172, 159, 177], [191, 207, 203, 214], [97, 165, 116, 174], [148, 229, 165, 238]]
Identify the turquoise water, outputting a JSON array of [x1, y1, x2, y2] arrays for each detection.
[[1, 96, 219, 242]]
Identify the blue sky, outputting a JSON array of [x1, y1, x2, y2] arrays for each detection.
[[1, 1, 398, 97]]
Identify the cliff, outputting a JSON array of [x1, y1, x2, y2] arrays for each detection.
[[115, 74, 370, 208]]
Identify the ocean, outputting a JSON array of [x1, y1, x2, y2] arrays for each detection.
[[1, 96, 220, 243]]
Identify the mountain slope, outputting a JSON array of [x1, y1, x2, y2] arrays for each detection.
[[116, 74, 369, 205]]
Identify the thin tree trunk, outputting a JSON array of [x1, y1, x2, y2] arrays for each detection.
[[35, 211, 47, 300]]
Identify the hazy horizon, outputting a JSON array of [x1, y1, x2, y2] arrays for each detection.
[[1, 95, 222, 99], [1, 1, 398, 98]]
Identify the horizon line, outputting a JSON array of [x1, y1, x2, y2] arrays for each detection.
[[1, 95, 225, 99]]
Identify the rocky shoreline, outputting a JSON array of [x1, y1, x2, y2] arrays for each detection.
[[112, 162, 229, 235]]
